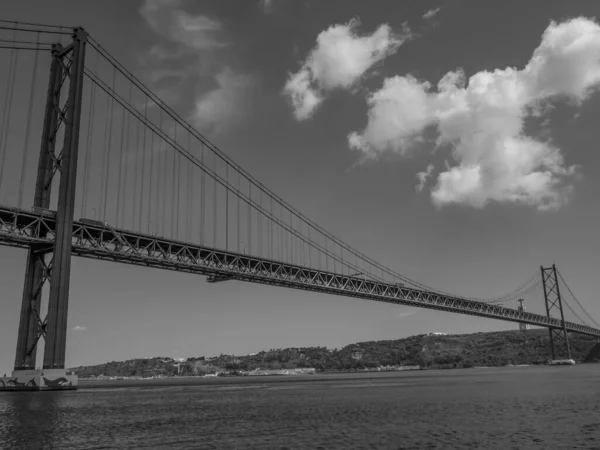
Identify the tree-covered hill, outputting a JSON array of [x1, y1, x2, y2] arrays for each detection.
[[70, 329, 600, 379]]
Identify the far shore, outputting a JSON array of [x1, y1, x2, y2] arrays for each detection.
[[76, 365, 558, 390]]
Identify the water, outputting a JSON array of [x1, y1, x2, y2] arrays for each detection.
[[1, 365, 599, 449]]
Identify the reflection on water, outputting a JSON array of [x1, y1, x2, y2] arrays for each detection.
[[1, 365, 599, 449], [1, 391, 65, 448]]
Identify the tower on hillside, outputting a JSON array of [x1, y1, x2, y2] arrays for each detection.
[[517, 298, 529, 331]]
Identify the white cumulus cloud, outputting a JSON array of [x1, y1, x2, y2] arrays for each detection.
[[416, 164, 435, 192], [349, 17, 600, 210], [193, 68, 254, 134], [283, 19, 410, 120], [422, 8, 441, 20]]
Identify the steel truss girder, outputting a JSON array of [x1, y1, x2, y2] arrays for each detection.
[[1, 205, 600, 338], [207, 274, 237, 283]]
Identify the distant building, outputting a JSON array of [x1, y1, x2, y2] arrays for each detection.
[[351, 351, 363, 360], [518, 299, 529, 331]]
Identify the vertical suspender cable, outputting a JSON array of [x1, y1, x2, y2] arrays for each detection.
[[83, 47, 398, 281], [171, 124, 177, 239], [131, 101, 142, 228], [237, 170, 240, 252], [115, 82, 130, 228], [154, 122, 161, 235], [325, 235, 329, 271], [118, 82, 131, 226], [213, 151, 218, 247], [87, 37, 415, 286], [308, 224, 312, 268], [138, 96, 148, 232], [160, 110, 167, 236], [175, 127, 181, 239], [269, 196, 273, 259], [275, 202, 279, 260], [101, 67, 117, 222], [290, 210, 293, 265], [157, 132, 164, 235], [281, 204, 284, 261], [147, 120, 155, 234], [247, 179, 251, 255], [299, 220, 303, 265], [99, 85, 109, 218], [83, 42, 386, 281], [17, 32, 40, 207], [187, 131, 192, 242], [0, 34, 18, 194], [200, 142, 205, 245], [225, 164, 229, 251], [81, 51, 98, 219], [334, 242, 337, 274], [148, 133, 160, 236], [341, 241, 345, 275], [258, 189, 262, 257], [99, 74, 112, 220]]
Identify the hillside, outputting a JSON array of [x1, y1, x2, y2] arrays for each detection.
[[70, 329, 600, 379]]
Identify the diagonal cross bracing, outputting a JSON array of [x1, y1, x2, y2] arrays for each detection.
[[2, 204, 600, 338]]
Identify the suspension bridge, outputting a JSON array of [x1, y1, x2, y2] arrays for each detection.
[[0, 23, 598, 390]]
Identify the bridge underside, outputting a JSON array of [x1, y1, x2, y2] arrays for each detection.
[[1, 204, 599, 338]]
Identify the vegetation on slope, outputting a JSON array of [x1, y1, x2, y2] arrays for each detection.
[[70, 329, 600, 378]]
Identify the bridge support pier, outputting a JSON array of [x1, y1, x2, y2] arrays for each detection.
[[541, 264, 572, 362], [3, 28, 87, 392]]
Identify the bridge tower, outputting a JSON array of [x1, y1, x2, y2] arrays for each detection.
[[4, 28, 87, 391], [541, 265, 572, 361], [517, 299, 529, 331]]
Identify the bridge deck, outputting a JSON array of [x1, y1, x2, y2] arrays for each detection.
[[1, 205, 599, 337]]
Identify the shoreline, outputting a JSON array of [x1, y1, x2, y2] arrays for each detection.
[[76, 364, 571, 390]]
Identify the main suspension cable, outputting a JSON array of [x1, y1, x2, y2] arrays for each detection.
[[557, 270, 600, 328]]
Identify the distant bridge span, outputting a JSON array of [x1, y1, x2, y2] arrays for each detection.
[[2, 205, 599, 338]]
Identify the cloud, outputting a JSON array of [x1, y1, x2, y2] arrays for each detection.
[[283, 68, 323, 121], [140, 0, 227, 51], [193, 68, 254, 134], [72, 326, 87, 331], [349, 17, 600, 210], [283, 19, 410, 120], [416, 164, 435, 192], [259, 0, 275, 14], [140, 0, 253, 135], [422, 7, 441, 20]]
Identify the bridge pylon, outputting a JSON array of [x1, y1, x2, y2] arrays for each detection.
[[541, 264, 572, 361], [2, 27, 87, 391]]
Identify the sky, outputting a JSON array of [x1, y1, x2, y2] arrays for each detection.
[[1, 0, 600, 375]]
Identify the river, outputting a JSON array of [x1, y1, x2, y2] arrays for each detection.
[[1, 365, 599, 449]]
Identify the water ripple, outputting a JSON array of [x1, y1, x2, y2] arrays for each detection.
[[1, 365, 599, 449]]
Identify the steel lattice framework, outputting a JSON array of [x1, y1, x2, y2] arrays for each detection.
[[2, 204, 600, 338], [542, 265, 573, 359], [11, 28, 87, 371]]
